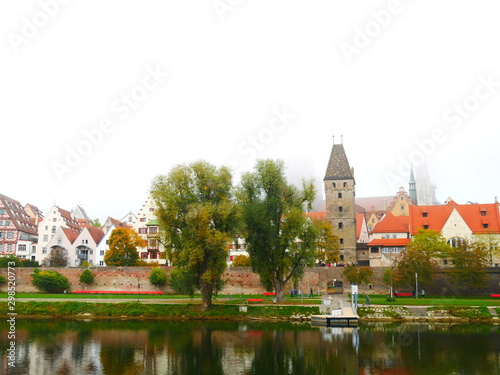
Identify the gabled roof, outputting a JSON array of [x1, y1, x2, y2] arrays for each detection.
[[85, 226, 105, 245], [356, 213, 366, 238], [356, 196, 395, 212], [61, 227, 80, 244], [324, 143, 354, 181], [409, 202, 455, 235], [371, 212, 409, 233], [58, 208, 81, 231], [109, 217, 130, 229], [367, 238, 411, 247], [455, 202, 500, 234], [0, 194, 38, 235]]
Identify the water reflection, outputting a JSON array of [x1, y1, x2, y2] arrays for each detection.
[[1, 320, 499, 374]]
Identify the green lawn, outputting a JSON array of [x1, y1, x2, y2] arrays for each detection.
[[361, 294, 500, 307]]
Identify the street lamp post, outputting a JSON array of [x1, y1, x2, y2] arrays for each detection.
[[137, 277, 141, 302]]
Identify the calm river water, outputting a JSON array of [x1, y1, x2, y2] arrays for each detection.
[[1, 319, 499, 374]]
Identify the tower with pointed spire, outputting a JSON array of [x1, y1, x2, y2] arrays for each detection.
[[324, 137, 357, 264], [409, 166, 417, 205]]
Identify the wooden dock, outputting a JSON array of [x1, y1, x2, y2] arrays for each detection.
[[311, 298, 359, 326]]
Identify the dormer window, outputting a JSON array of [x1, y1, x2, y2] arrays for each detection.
[[422, 212, 428, 217], [481, 210, 487, 216]]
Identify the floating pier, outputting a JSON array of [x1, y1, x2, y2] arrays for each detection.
[[311, 297, 359, 327]]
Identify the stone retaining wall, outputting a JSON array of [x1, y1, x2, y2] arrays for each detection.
[[1, 266, 500, 295]]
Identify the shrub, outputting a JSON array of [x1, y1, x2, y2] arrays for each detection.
[[149, 267, 167, 287], [31, 269, 70, 293], [0, 274, 5, 284], [0, 255, 21, 268], [19, 259, 40, 267], [232, 255, 251, 267], [79, 269, 94, 285]]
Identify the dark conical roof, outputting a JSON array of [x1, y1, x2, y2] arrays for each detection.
[[324, 143, 354, 180]]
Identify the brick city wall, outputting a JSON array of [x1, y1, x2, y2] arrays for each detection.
[[1, 266, 500, 295]]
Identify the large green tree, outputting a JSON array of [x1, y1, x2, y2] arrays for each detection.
[[395, 229, 448, 288], [104, 228, 144, 266], [447, 240, 490, 294], [238, 159, 323, 302], [151, 161, 240, 311]]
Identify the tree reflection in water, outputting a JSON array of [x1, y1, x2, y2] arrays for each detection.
[[1, 320, 499, 374]]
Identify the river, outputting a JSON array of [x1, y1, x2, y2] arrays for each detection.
[[1, 319, 499, 374]]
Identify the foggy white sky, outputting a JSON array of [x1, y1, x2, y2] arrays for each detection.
[[1, 1, 500, 222]]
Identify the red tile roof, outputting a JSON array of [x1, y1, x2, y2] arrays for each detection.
[[306, 212, 326, 221], [371, 212, 409, 233], [61, 227, 80, 244], [456, 203, 500, 234], [86, 226, 105, 245], [58, 208, 81, 231], [367, 238, 411, 247], [356, 213, 365, 238], [409, 202, 455, 235]]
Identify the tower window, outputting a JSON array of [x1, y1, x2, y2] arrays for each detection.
[[339, 238, 344, 245], [343, 182, 347, 188], [338, 206, 343, 213], [338, 193, 342, 198], [338, 222, 343, 229], [332, 183, 336, 188]]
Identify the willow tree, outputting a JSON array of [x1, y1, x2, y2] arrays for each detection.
[[151, 161, 240, 311], [239, 159, 322, 302]]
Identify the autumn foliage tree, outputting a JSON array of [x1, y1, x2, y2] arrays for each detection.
[[104, 228, 145, 266], [447, 240, 490, 294], [342, 264, 374, 286], [231, 255, 251, 267], [239, 159, 325, 302], [151, 161, 240, 311]]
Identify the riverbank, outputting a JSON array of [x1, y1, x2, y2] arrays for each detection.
[[2, 301, 500, 323]]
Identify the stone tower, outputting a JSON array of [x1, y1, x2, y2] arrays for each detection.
[[324, 138, 357, 263]]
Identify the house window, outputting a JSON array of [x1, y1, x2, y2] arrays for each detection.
[[99, 261, 104, 266], [393, 248, 400, 253], [400, 205, 404, 210], [140, 217, 146, 222], [338, 222, 343, 229], [58, 239, 62, 245], [382, 247, 390, 253], [149, 226, 158, 234], [7, 232, 14, 239], [371, 247, 379, 253], [338, 193, 342, 198], [100, 250, 104, 256], [7, 244, 13, 252], [0, 209, 4, 214], [43, 235, 48, 241], [149, 207, 155, 212], [53, 218, 57, 222], [343, 182, 347, 188], [0, 221, 3, 226], [42, 247, 47, 254], [6, 221, 11, 226], [18, 244, 26, 251], [443, 259, 448, 265], [448, 237, 464, 248], [0, 232, 4, 238], [392, 234, 397, 239], [423, 225, 429, 229], [139, 228, 147, 234]]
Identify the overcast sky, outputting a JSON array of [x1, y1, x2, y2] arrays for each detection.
[[1, 1, 500, 222]]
